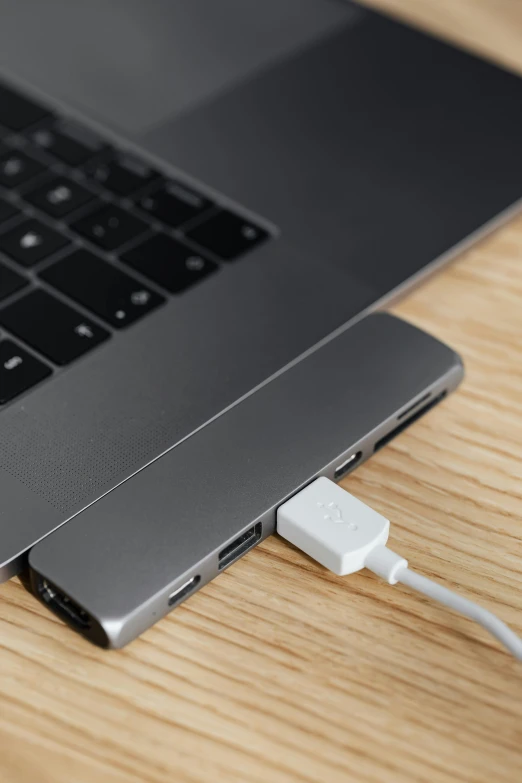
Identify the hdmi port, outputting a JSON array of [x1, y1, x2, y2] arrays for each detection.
[[37, 578, 92, 630], [218, 522, 262, 570]]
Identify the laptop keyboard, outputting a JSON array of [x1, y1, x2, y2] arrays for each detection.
[[0, 82, 271, 404]]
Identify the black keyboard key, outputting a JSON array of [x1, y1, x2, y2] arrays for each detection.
[[0, 289, 109, 365], [185, 210, 269, 261], [27, 122, 104, 167], [0, 150, 45, 188], [25, 176, 94, 219], [122, 233, 217, 293], [84, 153, 159, 196], [41, 250, 164, 328], [136, 181, 212, 228], [0, 340, 51, 403], [0, 219, 70, 267], [70, 205, 147, 251], [0, 339, 52, 402], [0, 84, 51, 131], [0, 197, 20, 225], [0, 262, 27, 302]]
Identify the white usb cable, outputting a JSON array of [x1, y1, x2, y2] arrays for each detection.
[[277, 477, 522, 660]]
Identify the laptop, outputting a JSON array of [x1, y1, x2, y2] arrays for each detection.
[[0, 0, 521, 580]]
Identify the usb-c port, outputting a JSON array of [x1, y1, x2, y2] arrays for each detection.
[[334, 451, 362, 480], [168, 575, 201, 606]]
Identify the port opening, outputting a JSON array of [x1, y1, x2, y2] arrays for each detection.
[[397, 391, 431, 421], [334, 450, 363, 480], [218, 522, 262, 570], [374, 390, 447, 452], [37, 577, 92, 630], [168, 574, 201, 606]]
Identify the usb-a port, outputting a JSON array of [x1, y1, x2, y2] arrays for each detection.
[[218, 522, 262, 570]]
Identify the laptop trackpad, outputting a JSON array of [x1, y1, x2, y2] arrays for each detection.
[[0, 0, 352, 134]]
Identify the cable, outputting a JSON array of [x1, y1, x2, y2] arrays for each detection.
[[396, 567, 522, 660], [277, 476, 522, 661], [365, 545, 522, 660]]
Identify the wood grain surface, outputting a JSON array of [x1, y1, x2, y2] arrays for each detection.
[[1, 2, 522, 782]]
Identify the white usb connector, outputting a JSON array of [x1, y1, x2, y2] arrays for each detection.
[[277, 477, 522, 660]]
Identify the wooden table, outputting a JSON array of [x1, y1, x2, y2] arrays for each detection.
[[2, 2, 522, 781]]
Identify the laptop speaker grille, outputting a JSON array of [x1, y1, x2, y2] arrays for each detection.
[[0, 408, 172, 514]]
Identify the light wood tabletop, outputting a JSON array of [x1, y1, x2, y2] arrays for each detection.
[[1, 2, 522, 781]]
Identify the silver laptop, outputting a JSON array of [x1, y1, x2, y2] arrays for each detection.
[[0, 0, 521, 580]]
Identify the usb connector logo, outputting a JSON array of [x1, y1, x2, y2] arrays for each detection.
[[317, 501, 357, 530]]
